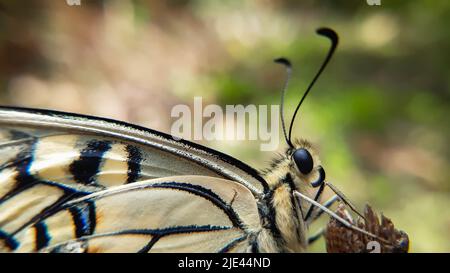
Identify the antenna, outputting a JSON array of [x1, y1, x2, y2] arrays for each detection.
[[287, 28, 339, 143], [274, 57, 294, 148]]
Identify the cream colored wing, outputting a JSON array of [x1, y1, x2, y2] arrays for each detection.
[[4, 176, 261, 253], [0, 107, 267, 252], [0, 107, 268, 195]]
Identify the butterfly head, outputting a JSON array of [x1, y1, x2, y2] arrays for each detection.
[[287, 139, 325, 189], [261, 138, 324, 191]]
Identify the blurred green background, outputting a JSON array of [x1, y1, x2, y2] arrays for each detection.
[[0, 0, 448, 252]]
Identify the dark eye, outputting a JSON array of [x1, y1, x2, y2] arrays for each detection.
[[293, 148, 314, 174]]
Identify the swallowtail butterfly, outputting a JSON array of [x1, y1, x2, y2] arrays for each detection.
[[0, 28, 383, 253]]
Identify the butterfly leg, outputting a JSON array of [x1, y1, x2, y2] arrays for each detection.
[[307, 195, 339, 245], [294, 191, 388, 242], [307, 194, 340, 224], [303, 182, 325, 221], [308, 227, 325, 245], [325, 182, 366, 220]]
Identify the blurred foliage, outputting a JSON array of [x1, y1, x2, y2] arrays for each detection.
[[0, 0, 448, 252]]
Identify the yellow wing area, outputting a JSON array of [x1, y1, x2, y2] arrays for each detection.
[[2, 176, 262, 253]]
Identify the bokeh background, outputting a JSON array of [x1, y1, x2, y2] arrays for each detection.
[[0, 0, 448, 252]]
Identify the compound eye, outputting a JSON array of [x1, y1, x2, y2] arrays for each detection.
[[293, 148, 314, 174]]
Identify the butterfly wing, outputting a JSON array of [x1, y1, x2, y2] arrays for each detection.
[[4, 176, 261, 253], [0, 107, 267, 252], [0, 107, 268, 195]]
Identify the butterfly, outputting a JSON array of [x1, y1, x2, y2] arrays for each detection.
[[0, 28, 382, 253]]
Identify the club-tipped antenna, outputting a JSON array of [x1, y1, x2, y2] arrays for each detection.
[[274, 57, 294, 148], [287, 28, 339, 143]]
